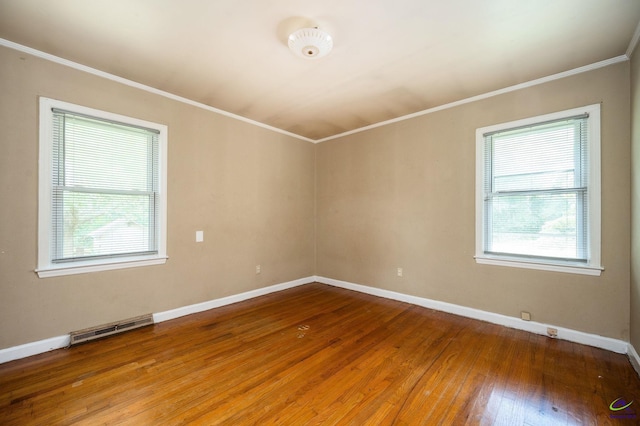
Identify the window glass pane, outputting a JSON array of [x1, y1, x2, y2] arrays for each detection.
[[53, 191, 155, 261], [486, 192, 583, 260]]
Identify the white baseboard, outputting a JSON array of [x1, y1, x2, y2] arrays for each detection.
[[316, 276, 629, 354], [629, 344, 640, 377], [0, 276, 315, 365], [1, 276, 632, 365], [0, 335, 70, 364], [153, 276, 315, 323]]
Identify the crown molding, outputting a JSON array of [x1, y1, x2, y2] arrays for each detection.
[[626, 19, 640, 58], [0, 38, 315, 144], [315, 55, 628, 143], [0, 38, 629, 145]]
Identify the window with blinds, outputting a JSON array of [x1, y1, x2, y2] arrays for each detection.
[[51, 110, 159, 262], [475, 104, 602, 275], [38, 98, 167, 277]]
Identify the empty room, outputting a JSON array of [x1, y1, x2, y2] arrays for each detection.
[[2, 1, 640, 424]]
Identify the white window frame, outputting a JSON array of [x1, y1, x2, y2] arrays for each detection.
[[37, 97, 168, 278], [475, 104, 602, 276]]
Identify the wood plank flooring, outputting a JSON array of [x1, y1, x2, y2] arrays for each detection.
[[1, 283, 639, 425]]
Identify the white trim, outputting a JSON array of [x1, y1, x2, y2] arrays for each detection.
[[315, 56, 626, 143], [36, 256, 168, 278], [474, 256, 603, 276], [0, 38, 314, 144], [37, 97, 169, 278], [628, 344, 640, 378], [0, 335, 70, 364], [152, 276, 315, 323], [316, 276, 628, 354], [474, 104, 602, 275], [626, 19, 640, 58], [0, 276, 630, 364], [0, 38, 627, 145], [0, 276, 314, 364]]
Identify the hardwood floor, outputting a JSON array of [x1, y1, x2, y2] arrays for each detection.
[[1, 283, 639, 425]]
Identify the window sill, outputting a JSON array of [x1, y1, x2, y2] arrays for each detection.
[[36, 255, 168, 278], [474, 255, 603, 276]]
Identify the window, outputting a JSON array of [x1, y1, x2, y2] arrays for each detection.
[[37, 98, 167, 277], [475, 104, 602, 275]]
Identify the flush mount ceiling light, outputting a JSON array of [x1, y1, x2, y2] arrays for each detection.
[[288, 27, 333, 59]]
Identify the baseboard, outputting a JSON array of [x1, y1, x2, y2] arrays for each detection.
[[153, 276, 315, 323], [0, 335, 70, 364], [316, 276, 629, 354], [1, 276, 630, 364], [0, 276, 314, 364], [629, 344, 640, 377]]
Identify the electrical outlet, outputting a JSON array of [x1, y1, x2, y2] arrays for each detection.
[[547, 327, 558, 338], [397, 267, 403, 277], [256, 265, 261, 274], [521, 311, 531, 321], [195, 230, 204, 242]]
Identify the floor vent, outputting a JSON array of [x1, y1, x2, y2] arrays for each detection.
[[69, 314, 154, 346]]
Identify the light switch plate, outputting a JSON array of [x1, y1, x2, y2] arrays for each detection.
[[195, 230, 204, 242]]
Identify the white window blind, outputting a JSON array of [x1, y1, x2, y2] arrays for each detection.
[[51, 109, 160, 262], [483, 115, 588, 262]]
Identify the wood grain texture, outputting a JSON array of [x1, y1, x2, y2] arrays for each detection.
[[1, 283, 639, 425]]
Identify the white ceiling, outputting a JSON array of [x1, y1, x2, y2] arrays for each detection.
[[1, 0, 639, 141]]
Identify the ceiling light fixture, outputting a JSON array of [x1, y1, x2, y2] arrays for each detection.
[[288, 27, 333, 59]]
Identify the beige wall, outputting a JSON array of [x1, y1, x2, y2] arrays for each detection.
[[317, 63, 631, 340], [0, 42, 634, 351], [0, 46, 316, 349], [632, 47, 640, 351]]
